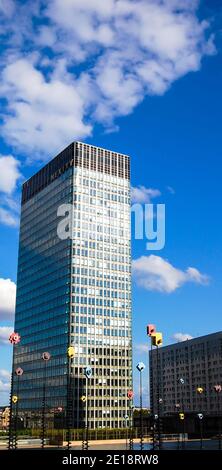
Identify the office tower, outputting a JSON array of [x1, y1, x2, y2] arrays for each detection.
[[150, 331, 222, 415], [12, 141, 132, 429]]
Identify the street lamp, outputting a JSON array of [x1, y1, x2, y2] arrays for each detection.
[[151, 332, 163, 450], [14, 367, 23, 449], [8, 332, 21, 450], [124, 414, 130, 450], [41, 352, 51, 449], [136, 362, 145, 451], [178, 377, 186, 449], [197, 413, 204, 449], [214, 384, 222, 450], [66, 346, 75, 450], [82, 366, 92, 451], [146, 325, 156, 414], [146, 324, 157, 450], [196, 387, 204, 450], [127, 390, 134, 450]]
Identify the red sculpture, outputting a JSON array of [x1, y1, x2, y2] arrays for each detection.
[[146, 324, 156, 336], [9, 332, 21, 345]]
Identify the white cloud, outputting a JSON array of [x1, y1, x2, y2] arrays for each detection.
[[0, 155, 21, 194], [0, 0, 216, 156], [0, 155, 21, 227], [0, 207, 18, 227], [173, 332, 193, 342], [0, 279, 16, 319], [0, 0, 15, 17], [1, 195, 20, 213], [0, 380, 10, 392], [134, 343, 149, 353], [47, 0, 114, 47], [1, 58, 92, 157], [0, 369, 11, 380], [131, 186, 161, 204], [0, 369, 11, 406], [186, 267, 209, 283], [0, 326, 13, 345], [132, 255, 209, 293]]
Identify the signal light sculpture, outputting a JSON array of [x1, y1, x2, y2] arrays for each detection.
[[214, 384, 222, 450], [8, 332, 22, 450], [82, 366, 93, 451], [147, 326, 163, 450], [151, 332, 163, 347], [136, 362, 146, 451], [196, 387, 204, 449], [67, 346, 75, 359], [41, 352, 51, 449], [66, 346, 75, 451], [127, 390, 134, 450], [9, 332, 21, 345], [147, 324, 156, 336]]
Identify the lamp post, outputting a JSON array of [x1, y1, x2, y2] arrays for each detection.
[[66, 346, 75, 450], [146, 324, 156, 416], [196, 387, 204, 450], [179, 378, 185, 449], [197, 413, 204, 449], [175, 404, 181, 449], [127, 390, 134, 450], [146, 324, 156, 450], [179, 410, 185, 450], [8, 332, 21, 450], [82, 366, 92, 451], [41, 352, 51, 449], [151, 332, 163, 450], [124, 414, 129, 450], [14, 367, 23, 449], [214, 384, 222, 450], [136, 362, 145, 451]]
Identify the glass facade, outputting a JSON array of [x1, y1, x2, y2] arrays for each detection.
[[12, 142, 132, 429]]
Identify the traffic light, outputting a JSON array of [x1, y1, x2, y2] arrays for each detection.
[[67, 346, 75, 358], [151, 332, 163, 346], [179, 413, 185, 420], [136, 362, 145, 372], [84, 366, 92, 379], [147, 324, 156, 336]]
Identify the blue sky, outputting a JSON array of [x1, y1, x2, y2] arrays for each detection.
[[0, 0, 222, 406]]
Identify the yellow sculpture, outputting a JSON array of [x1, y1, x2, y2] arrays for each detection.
[[151, 332, 163, 346], [67, 346, 75, 358]]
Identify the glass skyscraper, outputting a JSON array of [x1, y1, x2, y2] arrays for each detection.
[[12, 142, 132, 429]]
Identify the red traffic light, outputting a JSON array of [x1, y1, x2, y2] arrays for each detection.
[[127, 390, 134, 399], [147, 324, 156, 336], [9, 332, 21, 345]]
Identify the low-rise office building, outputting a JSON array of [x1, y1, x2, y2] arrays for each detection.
[[150, 331, 222, 415]]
